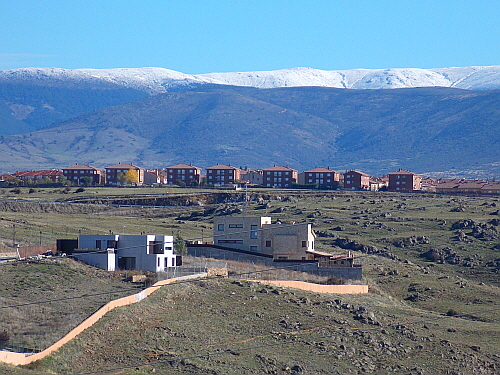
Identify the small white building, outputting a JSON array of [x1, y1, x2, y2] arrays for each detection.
[[74, 234, 176, 272]]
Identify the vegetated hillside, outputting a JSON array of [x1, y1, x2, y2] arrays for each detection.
[[0, 80, 148, 134], [0, 258, 141, 350], [0, 190, 499, 374], [0, 85, 499, 177]]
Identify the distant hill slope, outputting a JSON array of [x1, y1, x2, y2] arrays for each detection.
[[0, 69, 148, 134], [0, 85, 499, 178]]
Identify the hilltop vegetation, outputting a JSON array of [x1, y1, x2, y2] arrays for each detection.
[[0, 188, 499, 374]]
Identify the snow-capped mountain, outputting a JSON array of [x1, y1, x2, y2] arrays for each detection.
[[2, 65, 500, 94]]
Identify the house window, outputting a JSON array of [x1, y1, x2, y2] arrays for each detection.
[[250, 225, 258, 239], [266, 240, 271, 247], [96, 240, 101, 249], [250, 245, 258, 252], [302, 241, 307, 247], [218, 240, 244, 244], [218, 224, 224, 231], [229, 224, 243, 228]]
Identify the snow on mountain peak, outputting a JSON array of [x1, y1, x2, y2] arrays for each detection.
[[2, 65, 500, 93]]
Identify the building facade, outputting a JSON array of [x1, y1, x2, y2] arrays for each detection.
[[299, 167, 340, 189], [62, 164, 104, 185], [13, 170, 63, 184], [206, 164, 241, 186], [165, 163, 202, 185], [75, 234, 176, 272], [239, 169, 264, 186], [388, 169, 421, 192], [105, 163, 145, 185], [343, 170, 370, 190], [213, 216, 315, 261], [262, 166, 298, 188]]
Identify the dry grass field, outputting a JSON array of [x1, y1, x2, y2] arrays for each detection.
[[0, 187, 499, 374]]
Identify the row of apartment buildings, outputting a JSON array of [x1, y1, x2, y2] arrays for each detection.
[[3, 162, 500, 194], [0, 162, 422, 192]]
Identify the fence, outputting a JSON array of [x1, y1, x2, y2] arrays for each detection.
[[0, 273, 207, 366]]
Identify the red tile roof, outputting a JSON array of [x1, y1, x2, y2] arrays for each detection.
[[166, 163, 201, 170], [303, 167, 339, 173], [206, 164, 240, 170], [388, 169, 420, 176], [63, 164, 102, 171], [262, 165, 298, 172], [105, 163, 144, 170]]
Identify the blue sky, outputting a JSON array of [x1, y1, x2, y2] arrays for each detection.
[[1, 0, 499, 73]]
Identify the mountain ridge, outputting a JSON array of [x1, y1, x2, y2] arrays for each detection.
[[0, 85, 499, 178], [3, 65, 500, 94]]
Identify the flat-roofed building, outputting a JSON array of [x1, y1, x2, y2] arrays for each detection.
[[213, 216, 315, 261]]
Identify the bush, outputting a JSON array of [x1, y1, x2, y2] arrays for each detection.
[[317, 276, 345, 285], [0, 330, 9, 349], [446, 309, 458, 316], [75, 187, 86, 193]]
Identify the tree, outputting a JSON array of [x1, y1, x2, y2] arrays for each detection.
[[125, 169, 139, 185], [58, 175, 70, 186], [116, 172, 126, 185], [80, 176, 93, 186], [173, 232, 187, 256]]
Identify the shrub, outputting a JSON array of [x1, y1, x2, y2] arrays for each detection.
[[319, 276, 345, 285], [446, 309, 458, 316], [0, 330, 9, 349]]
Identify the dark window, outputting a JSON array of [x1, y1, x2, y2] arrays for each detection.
[[250, 225, 258, 239], [218, 240, 243, 244], [218, 224, 224, 231], [266, 240, 271, 247], [229, 224, 243, 228], [95, 240, 101, 249], [149, 241, 163, 254], [302, 241, 307, 247]]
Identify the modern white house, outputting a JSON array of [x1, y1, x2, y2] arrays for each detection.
[[74, 234, 176, 272]]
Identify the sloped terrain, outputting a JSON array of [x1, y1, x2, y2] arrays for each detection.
[[0, 189, 499, 374]]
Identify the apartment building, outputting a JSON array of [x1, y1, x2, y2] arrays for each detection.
[[262, 165, 298, 188], [165, 163, 202, 185], [105, 163, 145, 185], [343, 170, 370, 190], [206, 164, 241, 186], [299, 167, 340, 189], [388, 169, 421, 192], [62, 164, 104, 185]]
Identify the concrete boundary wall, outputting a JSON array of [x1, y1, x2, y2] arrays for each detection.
[[249, 280, 368, 294], [0, 273, 207, 366]]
